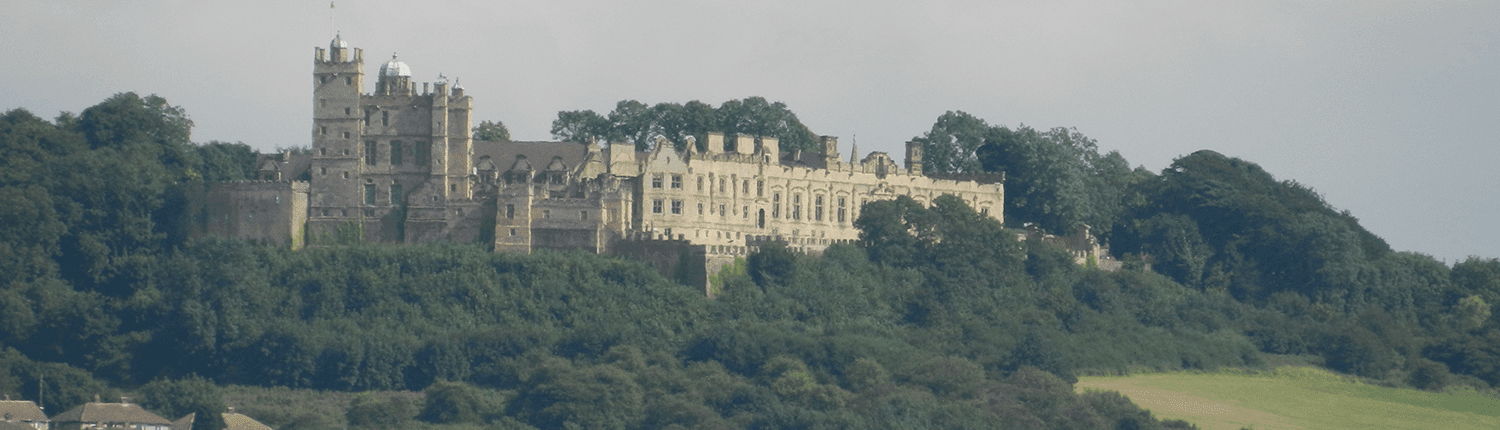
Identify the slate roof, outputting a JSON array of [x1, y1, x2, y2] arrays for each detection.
[[0, 400, 47, 422], [222, 412, 272, 430], [50, 402, 171, 425], [171, 413, 195, 430], [474, 141, 589, 174]]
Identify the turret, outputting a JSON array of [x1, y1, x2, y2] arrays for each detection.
[[820, 135, 840, 165], [905, 140, 923, 176], [378, 54, 412, 95]]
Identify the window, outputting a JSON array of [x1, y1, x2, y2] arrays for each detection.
[[671, 200, 683, 214], [321, 209, 329, 217], [390, 183, 402, 206], [792, 194, 802, 220], [543, 210, 551, 219], [415, 142, 430, 166], [719, 178, 726, 193], [838, 197, 847, 223], [344, 107, 351, 115], [391, 141, 403, 165], [364, 184, 376, 205], [743, 180, 749, 194], [320, 99, 326, 108], [720, 204, 726, 217], [364, 110, 372, 125], [320, 126, 327, 135], [343, 131, 350, 139], [653, 199, 663, 214], [697, 202, 704, 215], [652, 174, 663, 189], [757, 180, 764, 197], [580, 211, 588, 220], [743, 206, 749, 219], [671, 174, 682, 189], [320, 167, 327, 175], [772, 193, 781, 219], [506, 204, 515, 218], [450, 183, 457, 192], [320, 148, 327, 156], [697, 176, 704, 191], [381, 111, 389, 126], [364, 141, 376, 166], [814, 195, 823, 221], [509, 228, 517, 236], [345, 76, 352, 85], [343, 171, 349, 179]]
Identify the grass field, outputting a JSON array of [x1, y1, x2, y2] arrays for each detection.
[[1076, 366, 1500, 430]]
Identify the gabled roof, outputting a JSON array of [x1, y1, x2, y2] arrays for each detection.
[[474, 141, 588, 174], [0, 400, 47, 422], [50, 402, 171, 425], [223, 412, 272, 430], [171, 412, 195, 430]]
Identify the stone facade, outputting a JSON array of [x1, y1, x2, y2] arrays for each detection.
[[193, 36, 1011, 287]]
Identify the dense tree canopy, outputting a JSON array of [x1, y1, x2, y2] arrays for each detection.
[[3, 93, 1499, 429], [911, 111, 1144, 235], [472, 120, 511, 142], [551, 97, 818, 153]]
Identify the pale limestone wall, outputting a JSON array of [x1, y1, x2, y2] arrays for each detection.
[[632, 138, 1003, 254], [186, 181, 309, 248]]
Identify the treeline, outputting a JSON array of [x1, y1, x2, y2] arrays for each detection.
[[908, 109, 1500, 390], [4, 93, 1499, 429], [551, 97, 820, 153]]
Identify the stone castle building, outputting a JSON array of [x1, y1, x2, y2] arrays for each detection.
[[186, 36, 1006, 287]]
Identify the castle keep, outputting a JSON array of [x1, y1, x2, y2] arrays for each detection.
[[187, 36, 1006, 286]]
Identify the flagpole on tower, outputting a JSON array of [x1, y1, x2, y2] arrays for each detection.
[[330, 2, 336, 39]]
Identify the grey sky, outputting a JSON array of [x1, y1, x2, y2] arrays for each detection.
[[3, 1, 1495, 263]]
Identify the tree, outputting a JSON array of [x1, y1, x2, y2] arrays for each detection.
[[550, 110, 608, 143], [550, 97, 819, 152], [139, 376, 226, 430], [472, 120, 511, 142], [911, 111, 990, 174]]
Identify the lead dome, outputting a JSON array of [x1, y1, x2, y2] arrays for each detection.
[[380, 54, 411, 77]]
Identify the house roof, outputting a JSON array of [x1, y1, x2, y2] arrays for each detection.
[[50, 402, 171, 425], [222, 412, 272, 430], [474, 141, 589, 174], [0, 400, 48, 422], [171, 413, 195, 430], [0, 421, 36, 430]]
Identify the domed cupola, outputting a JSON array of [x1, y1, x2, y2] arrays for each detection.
[[377, 53, 413, 95], [380, 54, 411, 77], [328, 33, 351, 62]]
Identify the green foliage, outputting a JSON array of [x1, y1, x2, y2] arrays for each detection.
[[418, 381, 497, 424], [9, 93, 1500, 429], [472, 120, 511, 142], [550, 97, 819, 152], [140, 376, 227, 430]]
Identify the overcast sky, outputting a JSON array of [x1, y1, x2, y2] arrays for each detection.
[[3, 1, 1496, 263]]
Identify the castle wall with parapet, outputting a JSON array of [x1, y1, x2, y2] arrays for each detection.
[[184, 181, 309, 248]]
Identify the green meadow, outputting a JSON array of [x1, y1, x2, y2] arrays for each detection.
[[1077, 366, 1500, 430]]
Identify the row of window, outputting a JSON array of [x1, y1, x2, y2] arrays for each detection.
[[652, 174, 763, 197], [363, 141, 431, 166], [502, 204, 590, 221], [649, 195, 851, 224]]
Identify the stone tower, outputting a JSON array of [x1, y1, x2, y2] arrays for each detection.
[[306, 35, 478, 244], [311, 34, 366, 229]]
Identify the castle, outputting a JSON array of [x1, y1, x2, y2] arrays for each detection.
[[185, 36, 1008, 288]]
